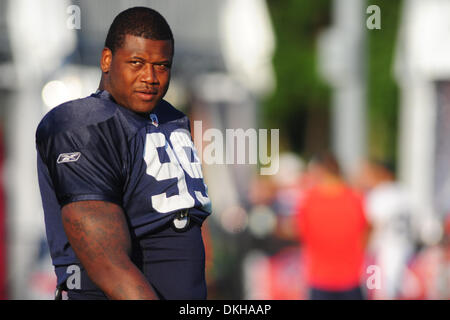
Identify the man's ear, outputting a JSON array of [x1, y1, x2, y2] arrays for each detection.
[[100, 47, 112, 73]]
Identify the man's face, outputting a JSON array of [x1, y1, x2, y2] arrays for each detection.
[[101, 34, 173, 114]]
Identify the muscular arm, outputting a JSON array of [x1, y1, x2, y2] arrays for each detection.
[[61, 200, 157, 300]]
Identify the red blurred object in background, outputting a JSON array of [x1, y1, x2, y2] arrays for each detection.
[[266, 247, 307, 300], [244, 246, 307, 300], [399, 214, 450, 300]]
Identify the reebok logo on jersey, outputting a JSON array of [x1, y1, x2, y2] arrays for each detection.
[[57, 152, 81, 164]]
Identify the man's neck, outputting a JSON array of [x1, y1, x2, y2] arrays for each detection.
[[98, 76, 108, 92]]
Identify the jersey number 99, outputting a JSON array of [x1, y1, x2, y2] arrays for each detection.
[[144, 129, 211, 213]]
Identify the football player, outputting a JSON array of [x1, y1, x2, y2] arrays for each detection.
[[36, 7, 211, 300]]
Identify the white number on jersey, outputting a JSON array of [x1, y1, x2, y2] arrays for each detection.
[[144, 130, 211, 213]]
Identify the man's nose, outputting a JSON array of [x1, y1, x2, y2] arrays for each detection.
[[141, 64, 159, 84]]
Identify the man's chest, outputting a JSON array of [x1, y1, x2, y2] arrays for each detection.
[[123, 120, 210, 215]]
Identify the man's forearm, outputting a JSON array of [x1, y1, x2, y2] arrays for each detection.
[[62, 200, 157, 300], [89, 258, 156, 299]]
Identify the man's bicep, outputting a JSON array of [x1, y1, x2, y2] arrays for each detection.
[[61, 200, 132, 273]]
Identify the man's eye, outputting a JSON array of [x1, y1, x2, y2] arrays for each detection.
[[130, 61, 143, 66], [155, 64, 169, 71]]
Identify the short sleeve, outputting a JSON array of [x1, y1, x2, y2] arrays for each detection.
[[37, 119, 127, 208]]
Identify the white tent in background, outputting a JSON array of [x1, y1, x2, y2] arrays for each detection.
[[394, 0, 449, 245], [7, 0, 76, 299], [317, 0, 367, 178]]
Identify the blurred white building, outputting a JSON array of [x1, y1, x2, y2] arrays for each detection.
[[318, 0, 367, 178], [395, 0, 450, 245]]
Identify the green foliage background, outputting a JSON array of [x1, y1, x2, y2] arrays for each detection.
[[264, 0, 402, 164], [264, 0, 332, 156], [366, 0, 402, 164]]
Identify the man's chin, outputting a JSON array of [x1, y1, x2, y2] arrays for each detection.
[[128, 100, 158, 114]]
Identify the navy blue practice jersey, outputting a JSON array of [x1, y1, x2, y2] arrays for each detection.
[[36, 90, 211, 285]]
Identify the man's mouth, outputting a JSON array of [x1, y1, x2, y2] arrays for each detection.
[[135, 90, 158, 100]]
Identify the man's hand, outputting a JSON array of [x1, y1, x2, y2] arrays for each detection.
[[61, 200, 157, 299]]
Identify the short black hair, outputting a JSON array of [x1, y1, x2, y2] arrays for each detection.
[[105, 7, 174, 53], [310, 151, 341, 176], [369, 157, 396, 177]]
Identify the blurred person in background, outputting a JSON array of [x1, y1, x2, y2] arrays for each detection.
[[400, 214, 450, 299], [357, 159, 416, 299], [272, 153, 306, 236], [244, 153, 308, 299], [295, 151, 369, 300]]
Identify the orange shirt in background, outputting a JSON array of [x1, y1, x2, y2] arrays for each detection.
[[296, 184, 368, 290]]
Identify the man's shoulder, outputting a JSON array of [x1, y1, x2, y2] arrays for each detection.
[[36, 94, 120, 141]]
